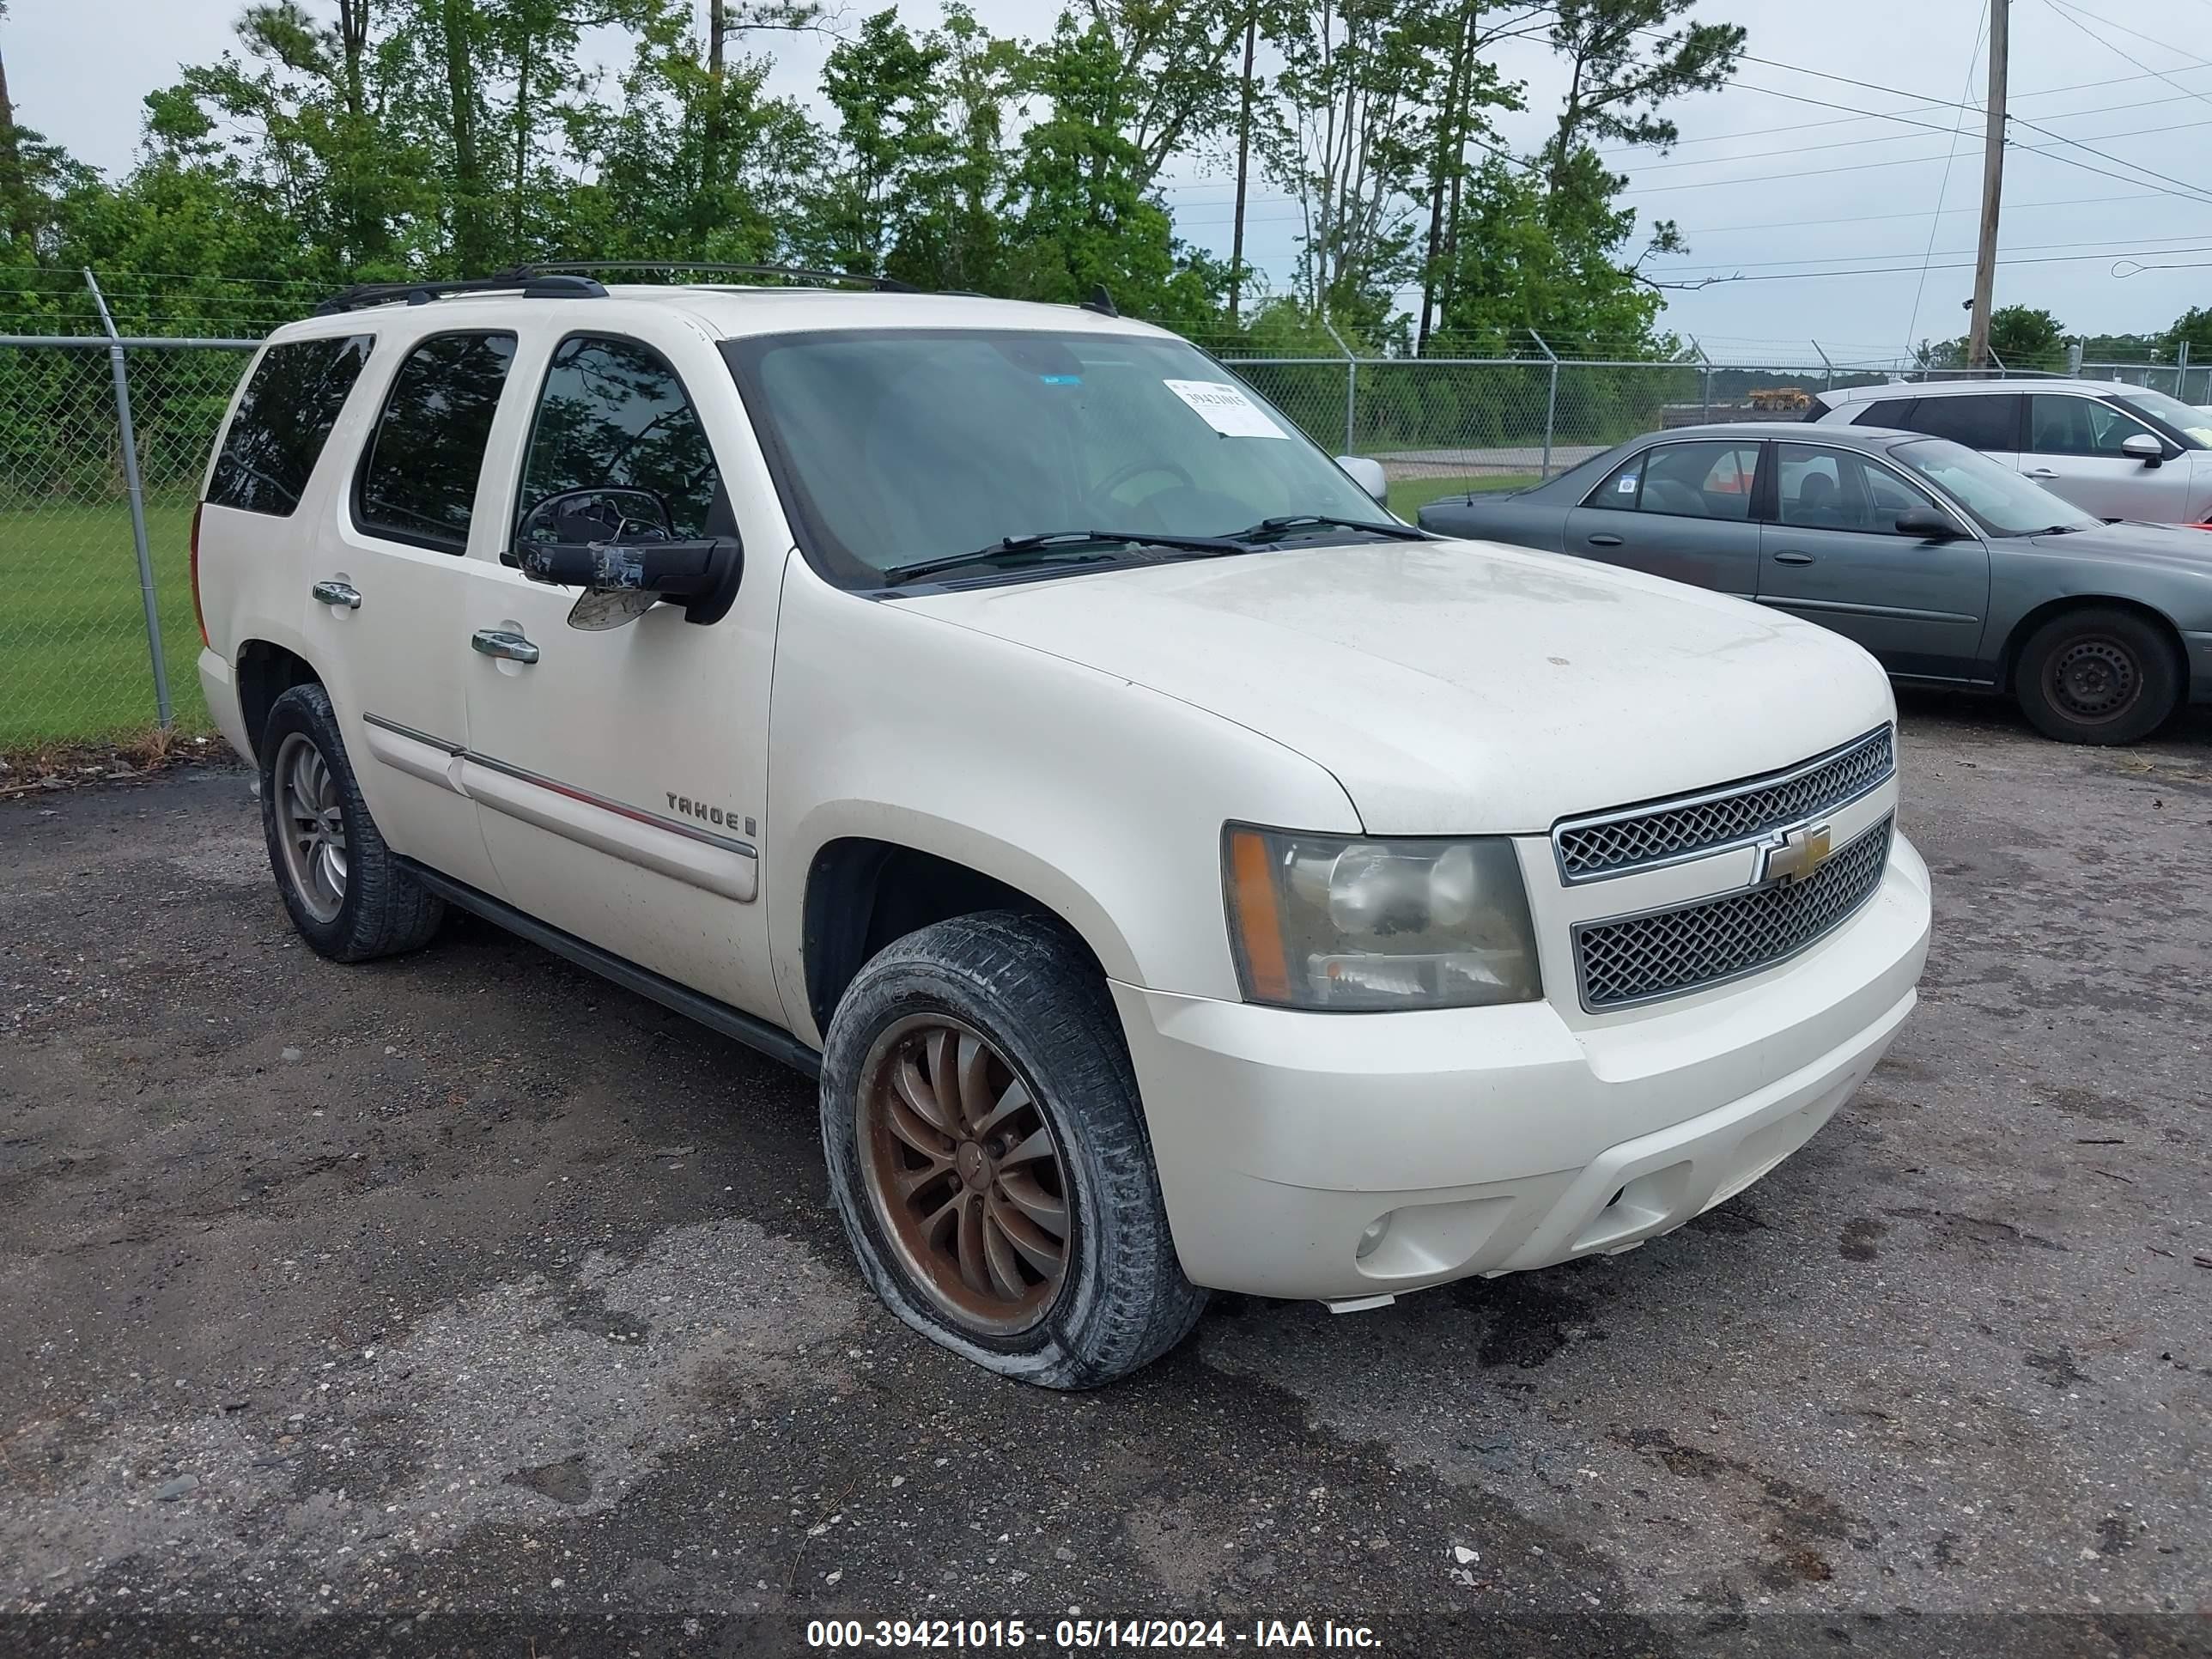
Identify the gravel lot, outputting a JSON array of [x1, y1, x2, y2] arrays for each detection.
[[4, 696, 2209, 1656]]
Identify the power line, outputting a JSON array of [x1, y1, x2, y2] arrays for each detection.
[[1647, 242, 2212, 289], [1653, 228, 2212, 276], [1910, 1, 1987, 358], [2037, 0, 2212, 111]]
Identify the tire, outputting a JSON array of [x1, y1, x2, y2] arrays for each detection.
[[258, 682, 445, 962], [819, 911, 1206, 1389], [2014, 606, 2181, 745]]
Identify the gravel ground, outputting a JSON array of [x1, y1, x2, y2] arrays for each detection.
[[3, 696, 2209, 1657]]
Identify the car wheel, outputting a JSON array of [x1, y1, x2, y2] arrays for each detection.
[[2014, 606, 2180, 745], [820, 911, 1206, 1388], [259, 682, 445, 962]]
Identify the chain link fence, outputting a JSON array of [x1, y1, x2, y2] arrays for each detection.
[[1, 331, 256, 750], [3, 271, 2206, 751]]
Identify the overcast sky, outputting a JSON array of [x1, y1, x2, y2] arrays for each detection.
[[7, 0, 2209, 360]]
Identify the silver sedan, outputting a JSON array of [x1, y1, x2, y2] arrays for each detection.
[[1416, 422, 2212, 744]]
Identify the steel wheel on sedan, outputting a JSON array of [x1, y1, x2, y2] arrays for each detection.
[[2015, 605, 2180, 745]]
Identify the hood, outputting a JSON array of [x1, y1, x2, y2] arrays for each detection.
[[2021, 520, 2212, 568], [904, 538, 1896, 834]]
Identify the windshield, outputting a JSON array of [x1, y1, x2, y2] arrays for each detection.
[[727, 328, 1398, 582], [2112, 386, 2212, 447], [1887, 437, 2099, 536]]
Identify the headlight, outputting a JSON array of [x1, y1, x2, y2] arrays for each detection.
[[1222, 824, 1542, 1012]]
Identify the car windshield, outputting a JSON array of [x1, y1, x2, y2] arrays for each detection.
[[1887, 437, 2100, 536], [728, 328, 1399, 582], [2112, 386, 2212, 447]]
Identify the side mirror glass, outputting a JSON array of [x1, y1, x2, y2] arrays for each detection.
[[513, 485, 743, 631], [2120, 431, 2164, 465], [1334, 454, 1389, 506], [1893, 506, 1962, 540]]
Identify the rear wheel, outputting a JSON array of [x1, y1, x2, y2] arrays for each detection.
[[820, 912, 1205, 1388], [258, 682, 444, 961], [2014, 606, 2179, 745]]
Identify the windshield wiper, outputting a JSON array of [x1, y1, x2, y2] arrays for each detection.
[[882, 529, 1249, 586], [1225, 513, 1428, 544]]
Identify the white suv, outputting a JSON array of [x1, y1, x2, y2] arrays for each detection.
[[1809, 378, 2212, 526], [191, 272, 1932, 1386]]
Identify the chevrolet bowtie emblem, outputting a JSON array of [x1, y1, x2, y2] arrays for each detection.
[[1759, 822, 1833, 885]]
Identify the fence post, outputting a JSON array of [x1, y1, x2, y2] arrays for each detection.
[[2172, 341, 2189, 400], [1692, 338, 1712, 421], [1321, 313, 1357, 452], [1811, 339, 1834, 393], [1986, 345, 2008, 378], [84, 268, 173, 730], [1528, 328, 1559, 481], [2066, 341, 2083, 377]]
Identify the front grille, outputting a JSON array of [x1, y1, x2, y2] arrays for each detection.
[[1553, 726, 1893, 883], [1574, 816, 1893, 1011]]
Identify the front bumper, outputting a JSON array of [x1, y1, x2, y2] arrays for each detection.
[[1112, 833, 1931, 1300]]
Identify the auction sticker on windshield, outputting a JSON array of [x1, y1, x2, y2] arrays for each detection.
[[1164, 379, 1288, 440]]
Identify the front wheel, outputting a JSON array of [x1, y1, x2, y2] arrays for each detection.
[[819, 912, 1206, 1388], [2014, 606, 2180, 745]]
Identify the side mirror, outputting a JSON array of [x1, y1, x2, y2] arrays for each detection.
[[2120, 431, 2164, 466], [1893, 507, 1964, 540], [1335, 454, 1389, 506], [514, 486, 743, 630]]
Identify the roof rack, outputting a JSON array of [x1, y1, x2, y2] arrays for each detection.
[[313, 270, 606, 315], [520, 261, 919, 294]]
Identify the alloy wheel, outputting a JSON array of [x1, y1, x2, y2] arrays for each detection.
[[856, 1014, 1070, 1334], [273, 732, 349, 923]]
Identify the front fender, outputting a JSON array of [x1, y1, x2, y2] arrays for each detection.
[[763, 561, 1361, 1047]]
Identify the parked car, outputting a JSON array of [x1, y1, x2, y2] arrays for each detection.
[[192, 274, 1929, 1387], [1806, 377, 2212, 526], [1418, 423, 2212, 744]]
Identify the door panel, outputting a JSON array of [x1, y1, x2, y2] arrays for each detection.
[[1565, 439, 1764, 596], [1757, 441, 1991, 679], [456, 320, 783, 1024], [309, 331, 517, 893], [2021, 394, 2193, 521]]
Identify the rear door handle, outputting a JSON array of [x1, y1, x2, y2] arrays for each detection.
[[1586, 533, 1624, 546], [311, 579, 362, 610], [471, 627, 540, 665], [1771, 550, 1815, 565]]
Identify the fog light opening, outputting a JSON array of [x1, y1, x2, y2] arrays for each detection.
[[1356, 1215, 1392, 1260]]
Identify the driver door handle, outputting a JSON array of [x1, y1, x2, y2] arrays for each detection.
[[1771, 550, 1816, 565], [311, 579, 362, 610], [1586, 533, 1623, 546], [2025, 468, 2058, 478], [471, 627, 540, 665]]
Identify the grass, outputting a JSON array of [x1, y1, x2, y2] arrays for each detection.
[[2, 498, 211, 751], [2, 472, 1538, 752], [1387, 471, 1538, 518]]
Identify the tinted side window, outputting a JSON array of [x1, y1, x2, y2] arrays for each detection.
[[1777, 442, 1936, 533], [1641, 441, 1759, 520], [356, 332, 517, 551], [208, 336, 374, 516], [2027, 394, 2156, 458], [518, 337, 720, 538], [1856, 398, 1917, 430], [1901, 393, 2020, 452]]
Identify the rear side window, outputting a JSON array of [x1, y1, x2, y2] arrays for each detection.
[[1587, 441, 1760, 520], [1855, 398, 1917, 430], [207, 336, 373, 516], [356, 331, 518, 551], [1898, 392, 2021, 453]]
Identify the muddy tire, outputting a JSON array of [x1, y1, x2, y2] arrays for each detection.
[[819, 911, 1205, 1388], [2014, 606, 2180, 745], [258, 682, 444, 962]]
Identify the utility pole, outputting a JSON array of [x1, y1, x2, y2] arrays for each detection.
[[1227, 9, 1257, 327], [1966, 0, 2008, 371]]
